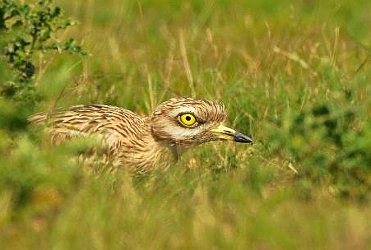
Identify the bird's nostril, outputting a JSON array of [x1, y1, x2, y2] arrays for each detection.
[[222, 130, 234, 136]]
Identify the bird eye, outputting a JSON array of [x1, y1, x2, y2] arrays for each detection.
[[179, 113, 197, 127]]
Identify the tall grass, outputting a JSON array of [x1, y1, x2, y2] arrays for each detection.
[[0, 0, 370, 249]]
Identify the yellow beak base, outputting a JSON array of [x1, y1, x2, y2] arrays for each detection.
[[210, 125, 253, 143]]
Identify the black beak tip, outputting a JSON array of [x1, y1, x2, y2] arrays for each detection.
[[233, 131, 253, 144]]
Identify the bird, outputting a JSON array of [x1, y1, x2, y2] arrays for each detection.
[[30, 97, 253, 173]]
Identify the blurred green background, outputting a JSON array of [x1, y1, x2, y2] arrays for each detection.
[[0, 0, 370, 249]]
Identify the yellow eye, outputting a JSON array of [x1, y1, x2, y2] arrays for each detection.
[[179, 113, 197, 127]]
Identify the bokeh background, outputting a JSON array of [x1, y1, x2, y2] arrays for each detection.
[[0, 0, 370, 249]]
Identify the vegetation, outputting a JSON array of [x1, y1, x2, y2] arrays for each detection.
[[0, 0, 370, 249], [0, 0, 86, 104]]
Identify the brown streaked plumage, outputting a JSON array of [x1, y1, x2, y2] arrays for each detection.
[[30, 97, 253, 172]]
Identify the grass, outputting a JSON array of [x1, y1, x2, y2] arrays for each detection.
[[0, 0, 370, 249]]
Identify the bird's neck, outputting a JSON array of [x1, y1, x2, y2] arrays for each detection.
[[124, 124, 178, 172]]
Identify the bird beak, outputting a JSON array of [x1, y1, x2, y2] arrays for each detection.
[[210, 125, 253, 143]]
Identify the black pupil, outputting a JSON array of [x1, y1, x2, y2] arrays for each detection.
[[185, 115, 191, 121]]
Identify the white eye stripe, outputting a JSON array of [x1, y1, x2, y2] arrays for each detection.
[[161, 126, 203, 140], [169, 107, 197, 117]]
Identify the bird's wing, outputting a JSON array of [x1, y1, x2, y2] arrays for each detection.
[[30, 105, 147, 148]]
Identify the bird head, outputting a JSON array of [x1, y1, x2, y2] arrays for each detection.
[[150, 97, 253, 145]]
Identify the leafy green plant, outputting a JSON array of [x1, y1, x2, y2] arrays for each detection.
[[0, 0, 86, 101], [267, 93, 371, 200], [0, 0, 88, 221]]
